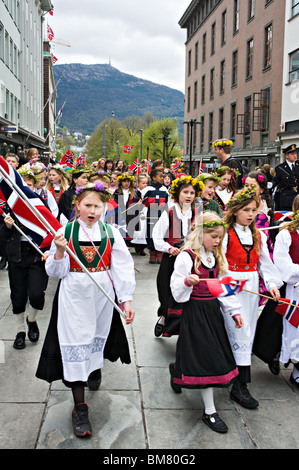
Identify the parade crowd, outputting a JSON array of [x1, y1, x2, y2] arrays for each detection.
[[0, 139, 298, 438]]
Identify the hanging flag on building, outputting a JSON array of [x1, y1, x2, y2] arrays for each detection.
[[49, 3, 54, 15], [52, 55, 58, 65], [47, 23, 54, 41], [56, 100, 66, 124]]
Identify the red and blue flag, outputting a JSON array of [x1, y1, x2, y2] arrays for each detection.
[[0, 156, 61, 248], [275, 299, 299, 328], [206, 276, 247, 298]]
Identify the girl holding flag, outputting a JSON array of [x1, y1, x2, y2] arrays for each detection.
[[223, 187, 282, 409], [169, 211, 243, 434], [270, 202, 299, 386], [36, 181, 136, 437]]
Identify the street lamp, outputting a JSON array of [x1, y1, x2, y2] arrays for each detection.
[[158, 135, 171, 163], [184, 119, 201, 176], [138, 129, 143, 163], [115, 140, 119, 161]]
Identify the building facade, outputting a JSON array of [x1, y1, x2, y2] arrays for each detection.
[[179, 0, 286, 174], [0, 0, 53, 161], [278, 0, 299, 152]]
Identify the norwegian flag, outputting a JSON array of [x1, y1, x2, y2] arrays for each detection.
[[49, 3, 54, 15], [274, 211, 293, 222], [129, 159, 140, 172], [59, 150, 74, 167], [47, 23, 54, 41], [76, 154, 86, 166], [206, 276, 247, 298], [0, 198, 9, 216], [198, 159, 205, 174], [275, 299, 299, 328], [0, 156, 61, 249], [124, 145, 133, 154], [147, 154, 152, 173], [52, 55, 58, 65]]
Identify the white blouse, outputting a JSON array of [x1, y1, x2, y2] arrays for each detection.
[[152, 203, 192, 253]]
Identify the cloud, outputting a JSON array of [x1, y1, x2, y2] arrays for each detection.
[[47, 0, 190, 91]]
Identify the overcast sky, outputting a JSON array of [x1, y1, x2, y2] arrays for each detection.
[[46, 0, 191, 93]]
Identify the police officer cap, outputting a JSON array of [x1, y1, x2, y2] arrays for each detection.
[[283, 144, 297, 154]]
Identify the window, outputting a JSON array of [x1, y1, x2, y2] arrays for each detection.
[[211, 22, 216, 55], [210, 68, 215, 100], [202, 32, 206, 63], [220, 60, 225, 94], [292, 0, 299, 17], [233, 0, 240, 34], [209, 112, 214, 149], [221, 10, 227, 45], [187, 86, 191, 112], [188, 49, 192, 76], [194, 81, 198, 109], [232, 50, 238, 86], [264, 23, 272, 69], [219, 108, 224, 138], [246, 38, 254, 79], [195, 41, 199, 70], [200, 115, 205, 151], [244, 96, 252, 135], [248, 0, 255, 20], [289, 49, 299, 82], [252, 89, 270, 131], [201, 75, 206, 103], [231, 103, 237, 139]]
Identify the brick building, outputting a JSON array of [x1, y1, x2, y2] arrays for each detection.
[[179, 0, 286, 174]]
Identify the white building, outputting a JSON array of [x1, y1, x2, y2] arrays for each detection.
[[278, 0, 299, 156], [0, 0, 52, 160]]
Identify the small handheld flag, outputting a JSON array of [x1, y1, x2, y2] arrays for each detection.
[[205, 276, 247, 298], [275, 299, 299, 328]]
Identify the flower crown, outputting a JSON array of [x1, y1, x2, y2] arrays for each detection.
[[74, 182, 110, 201], [191, 220, 228, 230], [169, 175, 205, 200], [48, 163, 66, 174], [292, 210, 299, 221], [226, 185, 257, 209], [216, 166, 241, 179], [18, 169, 39, 183], [198, 173, 221, 184], [71, 165, 92, 176], [242, 173, 265, 185], [117, 173, 135, 182], [212, 139, 233, 148]]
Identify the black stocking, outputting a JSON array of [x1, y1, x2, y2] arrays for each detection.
[[71, 382, 85, 406]]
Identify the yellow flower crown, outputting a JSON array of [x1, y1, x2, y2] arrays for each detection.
[[192, 220, 227, 230], [169, 175, 205, 200], [18, 169, 39, 184], [212, 140, 233, 148], [226, 185, 257, 208], [117, 173, 135, 182], [292, 210, 299, 221]]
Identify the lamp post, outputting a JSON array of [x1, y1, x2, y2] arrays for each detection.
[[184, 119, 201, 176], [158, 135, 171, 164], [138, 129, 143, 163], [115, 140, 119, 161]]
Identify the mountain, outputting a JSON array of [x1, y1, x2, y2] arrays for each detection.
[[53, 64, 185, 135]]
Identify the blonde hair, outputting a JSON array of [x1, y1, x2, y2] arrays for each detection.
[[279, 195, 299, 233], [182, 211, 228, 275], [45, 168, 69, 192]]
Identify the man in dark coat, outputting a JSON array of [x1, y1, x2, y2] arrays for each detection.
[[273, 144, 299, 211], [213, 138, 243, 189]]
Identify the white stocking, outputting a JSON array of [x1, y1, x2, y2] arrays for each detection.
[[200, 387, 216, 415]]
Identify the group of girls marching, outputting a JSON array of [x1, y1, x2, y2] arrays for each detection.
[[152, 168, 299, 434], [4, 156, 299, 439]]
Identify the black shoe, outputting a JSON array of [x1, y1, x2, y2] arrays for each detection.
[[87, 369, 102, 391], [154, 319, 164, 337], [26, 317, 39, 342], [13, 332, 26, 350], [268, 359, 280, 376], [169, 363, 181, 394], [202, 412, 228, 434], [290, 373, 299, 388], [72, 403, 92, 437], [0, 257, 7, 269], [230, 382, 259, 409]]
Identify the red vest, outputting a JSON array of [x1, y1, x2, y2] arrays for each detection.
[[186, 249, 219, 300], [226, 227, 261, 272], [167, 207, 198, 247], [289, 231, 299, 264]]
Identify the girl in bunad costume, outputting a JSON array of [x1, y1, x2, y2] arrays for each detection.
[[45, 163, 69, 204], [222, 186, 282, 409], [30, 162, 59, 218], [243, 172, 275, 305], [169, 211, 243, 433], [113, 173, 141, 246], [152, 175, 205, 337], [213, 166, 237, 212], [271, 203, 299, 386], [36, 182, 136, 438]]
